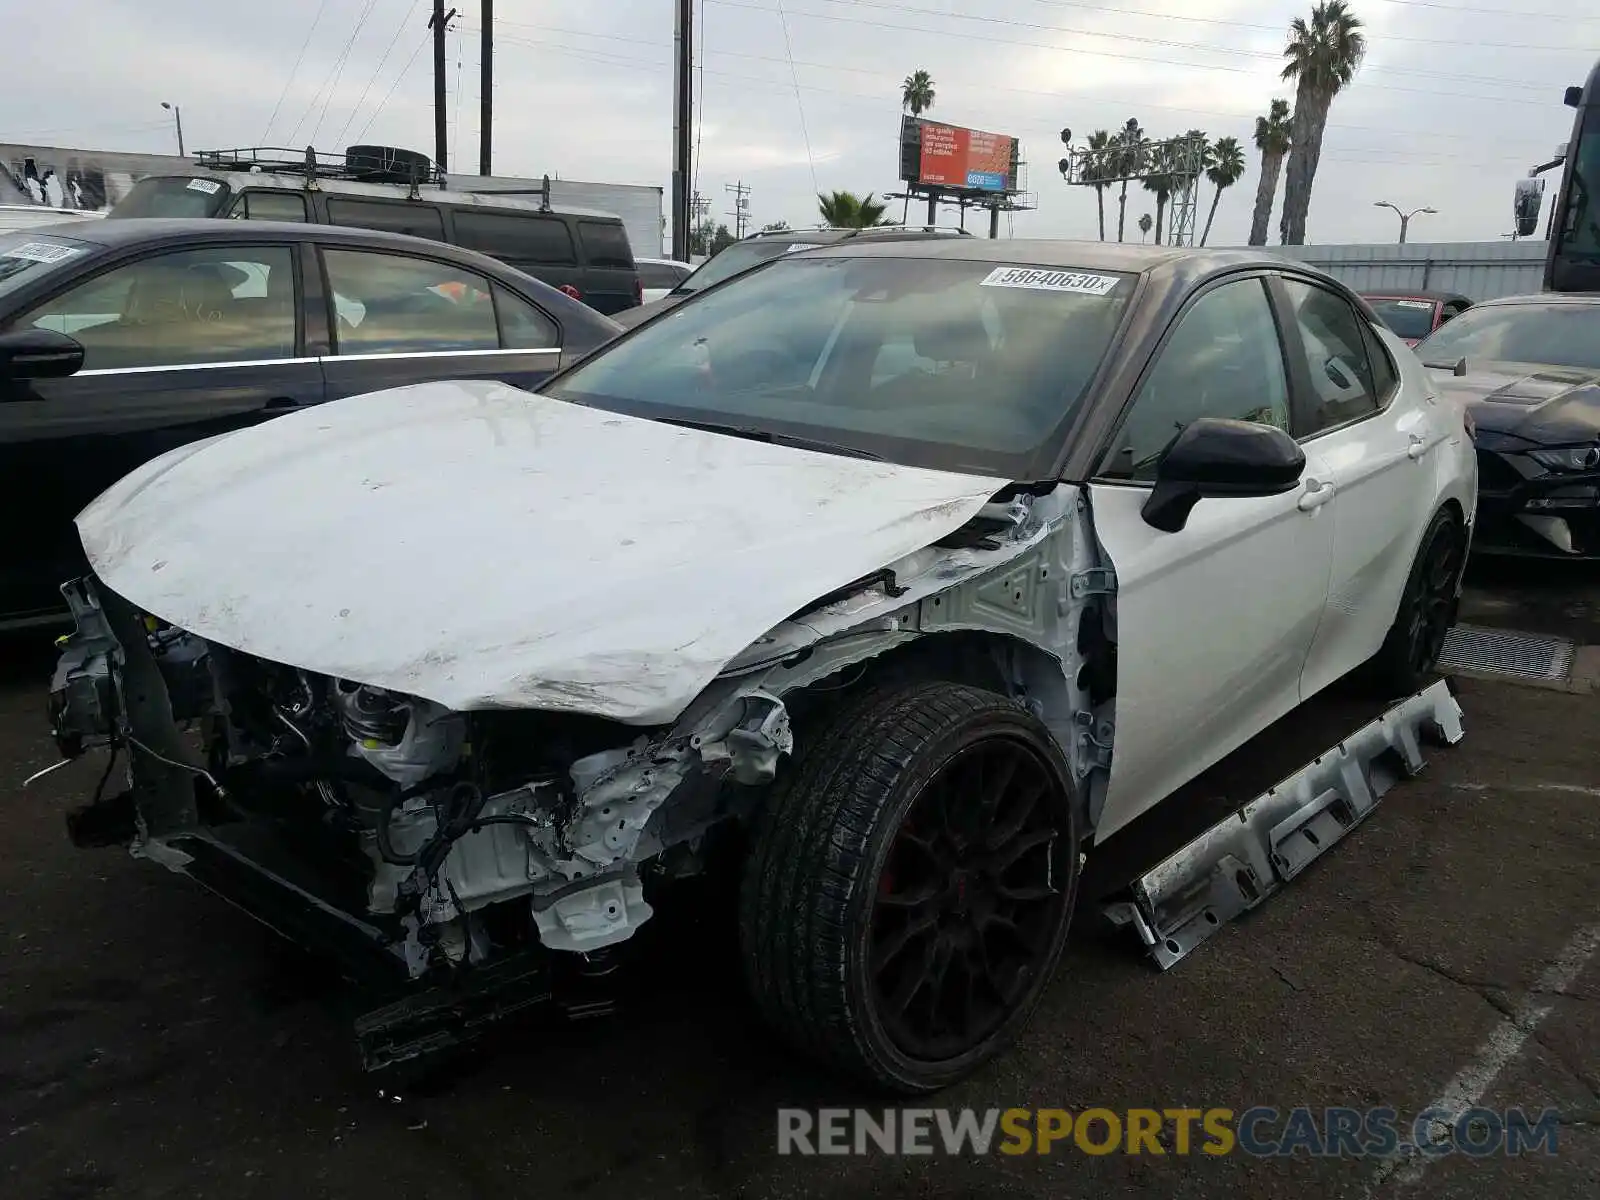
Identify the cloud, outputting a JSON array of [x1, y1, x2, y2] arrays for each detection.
[[3, 0, 1589, 250]]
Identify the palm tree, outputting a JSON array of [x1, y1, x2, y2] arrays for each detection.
[[901, 70, 936, 117], [1278, 1, 1366, 245], [1114, 118, 1145, 242], [1142, 142, 1179, 245], [1137, 213, 1153, 243], [1085, 129, 1113, 240], [1201, 136, 1246, 246], [818, 190, 893, 228], [1249, 98, 1293, 246]]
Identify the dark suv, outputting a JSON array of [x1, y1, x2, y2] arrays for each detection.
[[0, 218, 619, 627], [108, 145, 643, 316], [611, 225, 974, 328]]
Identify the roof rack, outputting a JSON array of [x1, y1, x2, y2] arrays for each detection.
[[191, 145, 447, 192]]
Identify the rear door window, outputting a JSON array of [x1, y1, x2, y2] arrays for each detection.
[[493, 284, 559, 350], [453, 211, 576, 265], [1283, 279, 1382, 434], [577, 221, 634, 268], [324, 198, 446, 242], [322, 248, 499, 355]]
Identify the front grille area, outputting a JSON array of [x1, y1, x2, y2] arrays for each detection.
[[1475, 447, 1525, 492]]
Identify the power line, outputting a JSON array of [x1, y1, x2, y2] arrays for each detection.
[[353, 32, 432, 143], [702, 0, 1561, 101], [499, 37, 1552, 170], [336, 0, 425, 147], [773, 1, 820, 194], [1025, 0, 1586, 47], [480, 27, 1557, 148], [262, 0, 333, 142], [309, 0, 385, 145]]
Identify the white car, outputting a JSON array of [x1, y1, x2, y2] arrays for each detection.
[[633, 255, 693, 303], [46, 240, 1476, 1093]]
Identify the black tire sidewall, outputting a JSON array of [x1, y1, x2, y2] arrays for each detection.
[[1377, 507, 1464, 691], [840, 693, 1079, 1091]]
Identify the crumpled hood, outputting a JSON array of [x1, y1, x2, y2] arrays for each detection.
[[77, 380, 1008, 724], [1433, 362, 1600, 445]]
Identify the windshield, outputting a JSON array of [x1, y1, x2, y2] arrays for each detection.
[[1556, 127, 1600, 264], [545, 255, 1135, 475], [0, 231, 96, 302], [109, 176, 231, 219], [1414, 301, 1600, 371], [1367, 297, 1438, 340], [676, 236, 835, 293]]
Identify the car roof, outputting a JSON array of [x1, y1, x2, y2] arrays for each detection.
[[20, 216, 481, 254], [635, 256, 691, 267], [1468, 291, 1600, 308], [801, 236, 1299, 277], [1361, 289, 1472, 303]]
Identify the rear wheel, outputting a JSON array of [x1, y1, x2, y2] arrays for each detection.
[[738, 680, 1079, 1093], [1370, 507, 1464, 694]]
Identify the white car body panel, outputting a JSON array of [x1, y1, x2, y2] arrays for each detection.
[[1298, 328, 1472, 696], [75, 380, 1009, 724], [1087, 446, 1338, 842]]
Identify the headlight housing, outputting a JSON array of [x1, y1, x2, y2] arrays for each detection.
[[1528, 443, 1600, 472]]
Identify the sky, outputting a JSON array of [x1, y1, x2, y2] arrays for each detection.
[[7, 0, 1596, 254]]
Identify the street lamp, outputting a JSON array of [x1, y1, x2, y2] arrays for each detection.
[[1373, 200, 1436, 245], [160, 101, 185, 158]]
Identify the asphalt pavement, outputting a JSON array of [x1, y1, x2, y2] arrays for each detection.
[[2, 560, 1597, 1200]]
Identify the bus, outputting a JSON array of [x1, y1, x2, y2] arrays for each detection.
[[1518, 58, 1600, 292]]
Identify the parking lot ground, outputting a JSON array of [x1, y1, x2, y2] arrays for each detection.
[[2, 564, 1597, 1200]]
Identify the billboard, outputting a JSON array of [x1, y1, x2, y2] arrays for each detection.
[[906, 120, 1019, 193]]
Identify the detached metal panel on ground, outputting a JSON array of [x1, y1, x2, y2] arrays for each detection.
[[1238, 240, 1547, 301]]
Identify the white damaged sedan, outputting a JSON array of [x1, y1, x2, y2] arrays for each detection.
[[47, 240, 1476, 1092]]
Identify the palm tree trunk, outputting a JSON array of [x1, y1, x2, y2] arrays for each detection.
[[1279, 83, 1323, 245], [1154, 196, 1166, 245], [1202, 182, 1223, 246], [1248, 151, 1283, 247], [1117, 181, 1128, 242], [1096, 187, 1106, 240]]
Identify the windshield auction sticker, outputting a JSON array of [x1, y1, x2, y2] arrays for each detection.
[[186, 178, 223, 194], [981, 266, 1120, 296], [2, 242, 80, 264], [1393, 300, 1433, 309]]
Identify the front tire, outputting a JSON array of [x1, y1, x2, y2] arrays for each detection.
[[738, 680, 1080, 1094], [1370, 507, 1465, 694]]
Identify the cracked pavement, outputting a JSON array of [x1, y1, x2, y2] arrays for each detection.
[[2, 562, 1597, 1200]]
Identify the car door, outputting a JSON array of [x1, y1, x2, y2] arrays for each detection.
[[314, 246, 564, 401], [1275, 276, 1444, 699], [1086, 274, 1339, 841], [0, 240, 319, 623]]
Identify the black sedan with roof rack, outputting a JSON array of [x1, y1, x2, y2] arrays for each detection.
[[108, 143, 644, 315]]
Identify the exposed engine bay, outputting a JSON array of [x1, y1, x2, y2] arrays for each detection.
[[47, 480, 1117, 1068]]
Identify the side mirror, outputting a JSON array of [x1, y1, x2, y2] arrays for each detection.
[[1141, 417, 1306, 533], [0, 328, 86, 384], [1513, 177, 1544, 238]]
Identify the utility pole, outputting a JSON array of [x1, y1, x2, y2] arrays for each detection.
[[429, 1, 457, 172], [479, 0, 492, 175], [671, 0, 694, 262], [726, 181, 751, 239]]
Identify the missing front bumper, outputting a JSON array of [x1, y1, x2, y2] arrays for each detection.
[[1103, 679, 1465, 969]]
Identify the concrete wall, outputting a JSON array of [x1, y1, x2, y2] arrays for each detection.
[[1239, 240, 1547, 301]]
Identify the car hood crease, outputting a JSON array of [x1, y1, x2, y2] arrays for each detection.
[[76, 380, 1010, 724]]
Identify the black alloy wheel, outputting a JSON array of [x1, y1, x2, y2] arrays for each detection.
[[1371, 507, 1465, 694], [739, 680, 1080, 1093]]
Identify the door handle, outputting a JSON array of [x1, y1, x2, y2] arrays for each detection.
[[1297, 478, 1335, 512], [1407, 434, 1429, 460]]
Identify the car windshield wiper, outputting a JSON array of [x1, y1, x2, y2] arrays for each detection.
[[655, 416, 882, 460]]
